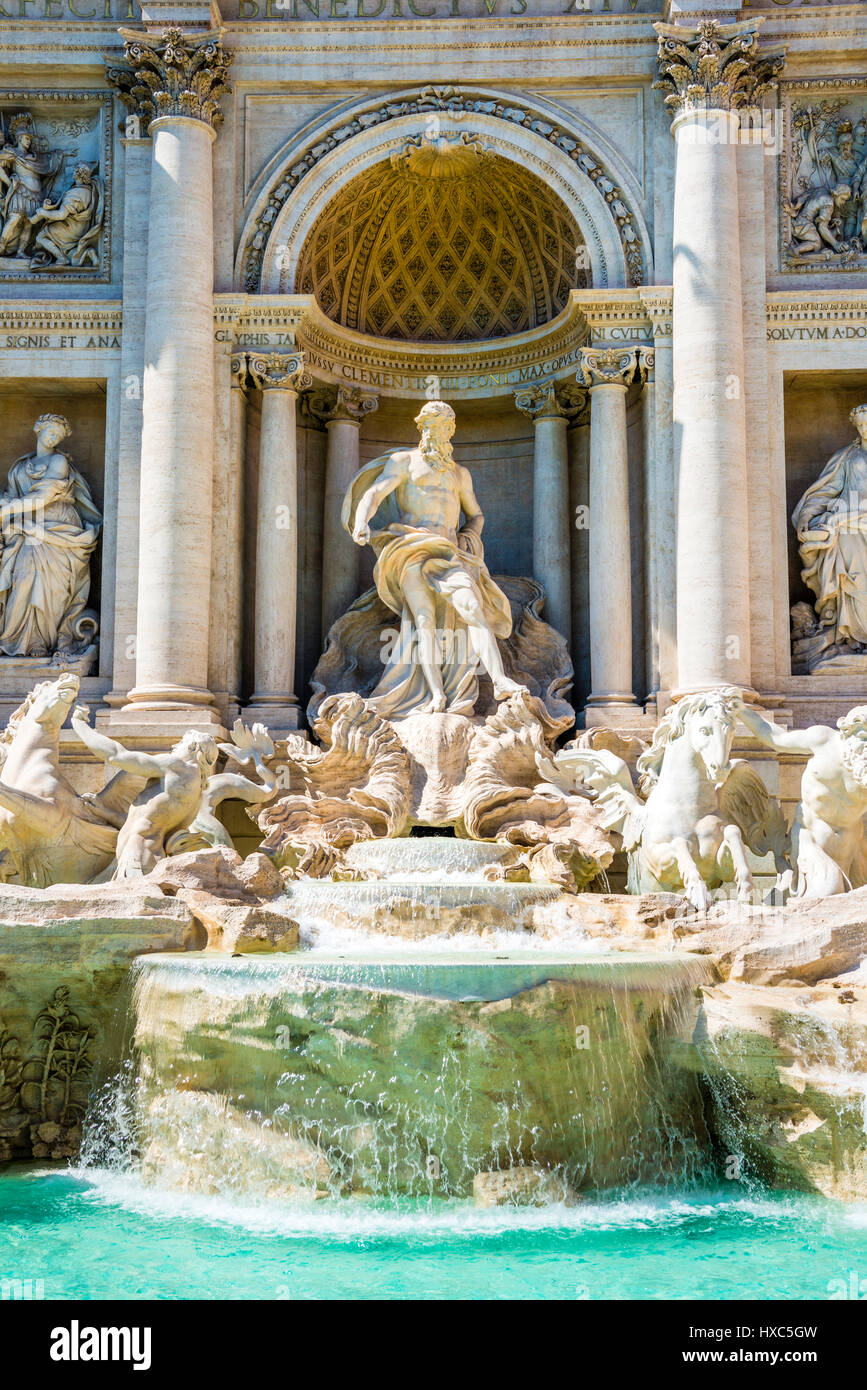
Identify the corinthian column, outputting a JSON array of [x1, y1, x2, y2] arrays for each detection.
[[654, 19, 784, 696], [578, 347, 651, 725], [108, 29, 232, 727], [515, 382, 584, 645], [244, 352, 311, 733], [306, 385, 379, 635]]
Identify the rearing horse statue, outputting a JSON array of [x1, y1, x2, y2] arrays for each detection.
[[0, 674, 141, 887], [538, 688, 789, 911]]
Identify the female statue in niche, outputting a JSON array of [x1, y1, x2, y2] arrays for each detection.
[[791, 403, 867, 670], [0, 413, 101, 661]]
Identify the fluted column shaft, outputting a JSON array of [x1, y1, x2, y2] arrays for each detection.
[[655, 19, 784, 696], [107, 130, 150, 707], [245, 353, 311, 732], [227, 353, 249, 710], [672, 108, 752, 693], [129, 115, 218, 714], [579, 348, 650, 722], [108, 28, 233, 726], [307, 386, 378, 635], [516, 383, 584, 645]]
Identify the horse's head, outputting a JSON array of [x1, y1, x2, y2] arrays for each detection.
[[636, 687, 740, 797], [682, 688, 740, 785], [27, 673, 80, 730]]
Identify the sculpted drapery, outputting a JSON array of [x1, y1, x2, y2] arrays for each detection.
[[341, 401, 522, 719], [793, 404, 867, 649], [0, 414, 101, 660]]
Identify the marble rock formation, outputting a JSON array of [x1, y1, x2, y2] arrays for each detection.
[[0, 883, 203, 1162], [257, 688, 614, 892], [699, 980, 867, 1200], [128, 954, 712, 1199]]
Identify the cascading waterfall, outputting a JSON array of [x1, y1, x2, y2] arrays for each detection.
[[83, 939, 719, 1203], [283, 839, 561, 943], [695, 990, 867, 1197]]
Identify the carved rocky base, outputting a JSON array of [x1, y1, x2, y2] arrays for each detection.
[[256, 689, 615, 892]]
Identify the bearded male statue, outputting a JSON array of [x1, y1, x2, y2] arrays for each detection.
[[734, 696, 867, 898], [342, 400, 526, 717]]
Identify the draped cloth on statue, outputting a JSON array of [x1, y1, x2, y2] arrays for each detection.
[[793, 440, 867, 646], [0, 454, 101, 657], [342, 457, 513, 718]]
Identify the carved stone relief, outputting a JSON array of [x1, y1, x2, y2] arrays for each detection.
[[0, 987, 94, 1162], [0, 94, 111, 282], [780, 80, 867, 272]]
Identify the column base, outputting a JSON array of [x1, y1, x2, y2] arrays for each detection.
[[584, 695, 657, 731], [109, 683, 223, 738], [242, 693, 302, 734]]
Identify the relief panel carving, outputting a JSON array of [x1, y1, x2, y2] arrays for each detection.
[[780, 79, 867, 273], [0, 93, 112, 284]]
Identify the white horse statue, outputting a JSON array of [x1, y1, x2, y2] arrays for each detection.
[[538, 688, 789, 911]]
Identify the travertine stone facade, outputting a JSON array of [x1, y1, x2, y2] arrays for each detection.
[[0, 0, 865, 782]]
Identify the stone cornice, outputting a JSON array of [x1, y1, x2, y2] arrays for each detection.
[[0, 302, 122, 344], [215, 291, 592, 400], [766, 291, 867, 342], [212, 289, 668, 399]]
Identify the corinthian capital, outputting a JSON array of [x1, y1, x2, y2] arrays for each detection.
[[304, 385, 379, 427], [579, 347, 649, 390], [106, 27, 232, 134], [653, 19, 785, 119], [248, 351, 311, 393], [515, 381, 587, 423]]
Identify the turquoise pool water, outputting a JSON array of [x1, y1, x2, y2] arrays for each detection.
[[1, 1166, 865, 1300]]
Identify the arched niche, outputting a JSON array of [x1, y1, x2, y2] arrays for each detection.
[[236, 88, 651, 304]]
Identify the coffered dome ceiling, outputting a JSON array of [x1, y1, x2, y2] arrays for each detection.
[[295, 144, 587, 343]]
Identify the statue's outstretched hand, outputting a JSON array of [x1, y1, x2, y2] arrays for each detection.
[[352, 521, 371, 546], [72, 703, 90, 726]]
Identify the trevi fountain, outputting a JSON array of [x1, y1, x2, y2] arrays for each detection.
[[0, 0, 866, 1308]]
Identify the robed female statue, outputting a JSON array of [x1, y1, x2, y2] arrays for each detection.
[[0, 413, 101, 660]]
